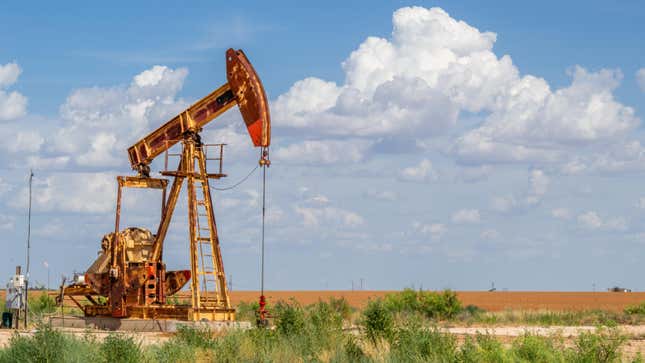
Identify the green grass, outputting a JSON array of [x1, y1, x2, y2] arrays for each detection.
[[1, 291, 641, 362]]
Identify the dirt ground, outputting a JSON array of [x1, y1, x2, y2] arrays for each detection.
[[34, 290, 645, 312], [227, 290, 645, 312]]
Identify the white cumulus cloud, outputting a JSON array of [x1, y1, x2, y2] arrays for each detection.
[[295, 206, 364, 228], [274, 139, 372, 164], [49, 65, 189, 167], [10, 172, 116, 213], [0, 62, 27, 121], [399, 159, 437, 182]]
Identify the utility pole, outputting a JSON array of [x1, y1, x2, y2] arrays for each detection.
[[25, 169, 33, 327], [44, 261, 50, 291]]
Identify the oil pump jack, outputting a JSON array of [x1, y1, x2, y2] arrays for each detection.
[[60, 49, 270, 321]]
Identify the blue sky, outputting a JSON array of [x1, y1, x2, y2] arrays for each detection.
[[1, 1, 645, 291]]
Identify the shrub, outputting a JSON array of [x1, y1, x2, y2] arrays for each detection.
[[173, 325, 213, 348], [391, 319, 457, 362], [342, 335, 367, 362], [459, 333, 513, 363], [328, 297, 353, 321], [384, 288, 420, 313], [569, 327, 626, 363], [625, 302, 645, 315], [418, 289, 462, 319], [308, 300, 343, 334], [100, 334, 141, 363], [0, 325, 69, 363], [273, 299, 306, 337], [361, 299, 394, 343], [235, 300, 260, 322], [151, 341, 196, 363], [510, 333, 566, 362], [29, 293, 57, 316]]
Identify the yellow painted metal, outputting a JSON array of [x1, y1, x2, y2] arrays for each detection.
[[117, 176, 168, 189]]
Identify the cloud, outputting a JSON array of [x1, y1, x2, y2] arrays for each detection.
[[399, 159, 437, 182], [413, 221, 445, 240], [270, 6, 640, 177], [454, 67, 638, 164], [526, 169, 549, 205], [491, 195, 518, 213], [10, 172, 116, 213], [4, 130, 43, 153], [365, 190, 397, 201], [451, 209, 480, 224], [491, 169, 549, 213], [307, 195, 330, 205], [295, 206, 364, 228], [637, 68, 645, 92], [0, 62, 27, 121], [274, 139, 372, 164], [577, 211, 627, 231], [47, 65, 189, 167], [551, 208, 572, 220]]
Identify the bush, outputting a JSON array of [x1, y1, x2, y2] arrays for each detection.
[[0, 324, 101, 363], [173, 325, 213, 348], [382, 289, 463, 320], [625, 302, 645, 315], [328, 296, 353, 321], [391, 319, 457, 362], [460, 333, 510, 363], [235, 300, 260, 322], [418, 289, 462, 319], [569, 327, 626, 363], [100, 334, 141, 363], [29, 293, 57, 316], [361, 299, 394, 344], [384, 288, 420, 313], [273, 299, 306, 337], [308, 300, 343, 334], [510, 333, 566, 362]]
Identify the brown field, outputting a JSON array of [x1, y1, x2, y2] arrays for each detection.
[[18, 290, 645, 312], [227, 291, 645, 312]]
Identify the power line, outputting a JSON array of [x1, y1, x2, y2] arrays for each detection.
[[210, 164, 259, 191]]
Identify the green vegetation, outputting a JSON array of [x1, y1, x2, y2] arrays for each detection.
[[383, 288, 463, 319], [625, 302, 645, 315], [28, 293, 57, 316], [0, 291, 641, 362]]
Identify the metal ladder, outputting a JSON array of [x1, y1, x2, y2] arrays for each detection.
[[187, 143, 229, 311]]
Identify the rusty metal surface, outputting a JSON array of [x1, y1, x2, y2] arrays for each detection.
[[62, 48, 269, 322], [127, 48, 270, 171], [226, 48, 271, 148], [127, 84, 235, 170], [117, 176, 168, 189]]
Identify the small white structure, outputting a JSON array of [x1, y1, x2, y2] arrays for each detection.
[[6, 267, 25, 310]]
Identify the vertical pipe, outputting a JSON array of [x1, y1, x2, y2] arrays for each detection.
[[261, 163, 266, 296], [25, 169, 33, 327]]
